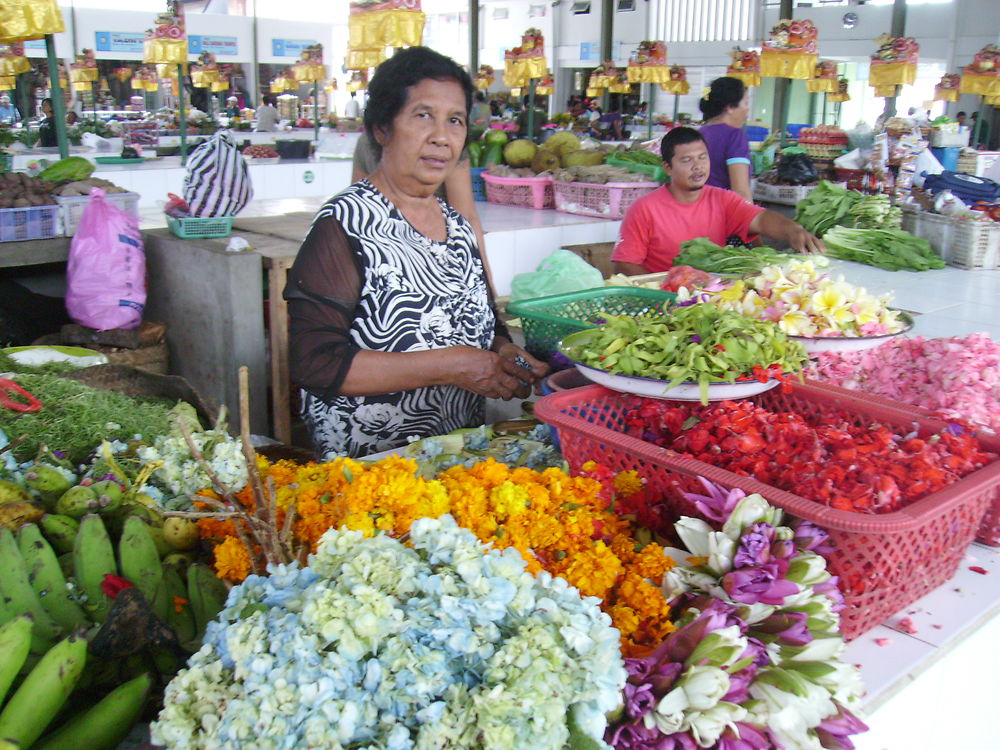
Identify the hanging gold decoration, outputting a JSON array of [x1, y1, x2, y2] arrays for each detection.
[[143, 1, 187, 64], [0, 0, 65, 44]]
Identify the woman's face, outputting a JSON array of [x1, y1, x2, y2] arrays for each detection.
[[376, 78, 467, 191], [42, 100, 53, 117], [730, 92, 750, 125]]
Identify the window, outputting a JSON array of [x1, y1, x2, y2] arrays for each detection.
[[492, 7, 508, 19], [656, 0, 755, 43], [617, 0, 637, 12], [571, 1, 592, 15]]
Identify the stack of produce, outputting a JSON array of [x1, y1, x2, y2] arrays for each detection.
[[562, 304, 809, 402], [795, 180, 902, 234], [679, 259, 908, 338], [241, 144, 279, 159], [471, 129, 617, 178], [796, 125, 849, 159], [0, 158, 128, 209], [804, 333, 1000, 433]]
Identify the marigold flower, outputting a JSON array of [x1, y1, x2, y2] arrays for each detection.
[[213, 536, 253, 583]]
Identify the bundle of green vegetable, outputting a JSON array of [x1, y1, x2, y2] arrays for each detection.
[[795, 180, 902, 235], [822, 226, 945, 271], [675, 237, 793, 275], [609, 149, 663, 166], [562, 304, 808, 403]]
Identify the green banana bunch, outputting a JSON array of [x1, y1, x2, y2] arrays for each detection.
[[0, 633, 87, 748], [90, 480, 125, 515], [55, 486, 100, 519], [0, 528, 62, 648], [119, 516, 171, 622], [0, 616, 33, 705], [17, 524, 89, 633], [163, 565, 196, 645], [40, 514, 79, 555], [33, 672, 152, 750], [186, 563, 230, 647], [0, 479, 31, 504], [23, 466, 73, 511], [72, 515, 118, 623]]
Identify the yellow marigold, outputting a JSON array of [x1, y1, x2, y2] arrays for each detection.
[[213, 536, 252, 583], [606, 603, 641, 638], [613, 470, 644, 497]]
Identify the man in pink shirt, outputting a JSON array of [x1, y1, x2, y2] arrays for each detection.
[[612, 127, 824, 274]]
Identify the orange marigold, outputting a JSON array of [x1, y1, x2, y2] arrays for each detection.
[[213, 536, 253, 583]]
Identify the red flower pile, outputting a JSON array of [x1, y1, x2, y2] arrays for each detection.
[[624, 399, 995, 514]]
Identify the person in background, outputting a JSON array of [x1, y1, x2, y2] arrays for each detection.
[[0, 94, 20, 124], [586, 100, 602, 124], [225, 95, 240, 118], [65, 111, 79, 126], [344, 91, 361, 119], [612, 127, 823, 274], [287, 46, 546, 458], [697, 76, 753, 203], [956, 111, 967, 127], [255, 95, 279, 131], [37, 98, 58, 148], [515, 100, 546, 140], [595, 108, 624, 140], [470, 91, 491, 128]]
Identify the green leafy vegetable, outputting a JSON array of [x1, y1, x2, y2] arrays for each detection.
[[676, 238, 794, 276], [822, 226, 945, 271], [565, 305, 808, 403], [795, 180, 901, 235]]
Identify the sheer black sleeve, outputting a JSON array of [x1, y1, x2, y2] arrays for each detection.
[[283, 214, 364, 400]]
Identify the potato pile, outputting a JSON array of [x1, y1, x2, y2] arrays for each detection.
[[54, 177, 128, 197], [0, 173, 59, 208]]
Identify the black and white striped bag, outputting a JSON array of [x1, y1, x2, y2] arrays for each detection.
[[182, 130, 253, 217]]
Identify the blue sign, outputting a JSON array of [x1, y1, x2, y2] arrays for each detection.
[[580, 42, 597, 62], [95, 31, 145, 54], [24, 39, 46, 51], [271, 39, 316, 58], [190, 35, 239, 57]]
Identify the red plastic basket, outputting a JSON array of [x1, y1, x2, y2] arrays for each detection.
[[481, 171, 554, 210], [534, 381, 1000, 640], [803, 379, 1000, 547], [552, 180, 659, 220]]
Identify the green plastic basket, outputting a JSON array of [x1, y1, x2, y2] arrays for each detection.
[[605, 155, 668, 183], [0, 152, 12, 173], [167, 215, 234, 239], [506, 286, 676, 361]]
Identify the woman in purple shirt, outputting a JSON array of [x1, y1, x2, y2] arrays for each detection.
[[698, 77, 753, 203]]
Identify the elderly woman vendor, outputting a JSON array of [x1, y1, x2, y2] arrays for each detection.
[[286, 47, 548, 458]]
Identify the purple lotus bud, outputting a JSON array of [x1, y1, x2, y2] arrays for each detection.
[[770, 538, 796, 560], [756, 611, 813, 646], [607, 720, 671, 749], [721, 666, 757, 704], [622, 683, 656, 719], [814, 575, 846, 611], [717, 723, 774, 750], [742, 636, 770, 668], [722, 561, 798, 605], [792, 520, 835, 555], [734, 523, 774, 568], [645, 663, 683, 697], [814, 704, 869, 749], [683, 477, 747, 524]]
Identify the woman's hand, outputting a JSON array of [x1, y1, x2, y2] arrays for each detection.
[[494, 341, 549, 398], [440, 345, 547, 400]]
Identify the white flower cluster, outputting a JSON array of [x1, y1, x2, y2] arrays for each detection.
[[137, 429, 247, 509], [152, 516, 626, 750]]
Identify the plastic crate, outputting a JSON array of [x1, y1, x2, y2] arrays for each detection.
[[751, 181, 822, 206], [505, 286, 676, 361], [605, 155, 668, 183], [470, 166, 488, 202], [745, 125, 770, 142], [553, 180, 659, 220], [0, 204, 62, 243], [481, 171, 554, 210], [166, 215, 234, 239], [929, 130, 970, 148], [534, 382, 1000, 640], [950, 218, 1000, 270], [799, 379, 1000, 547], [0, 153, 12, 174], [56, 192, 140, 237], [957, 150, 1000, 177], [785, 123, 811, 139]]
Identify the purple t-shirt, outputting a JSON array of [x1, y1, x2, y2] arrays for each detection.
[[699, 123, 751, 191]]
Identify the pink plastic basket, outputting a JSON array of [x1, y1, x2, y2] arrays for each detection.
[[534, 381, 1000, 640], [481, 171, 554, 210], [552, 180, 659, 220]]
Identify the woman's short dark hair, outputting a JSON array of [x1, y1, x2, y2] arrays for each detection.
[[660, 126, 705, 164], [699, 76, 746, 120], [363, 46, 474, 160]]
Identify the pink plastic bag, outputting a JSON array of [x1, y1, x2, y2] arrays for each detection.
[[65, 188, 146, 331]]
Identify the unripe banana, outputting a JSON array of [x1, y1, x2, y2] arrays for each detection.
[[17, 524, 88, 632], [146, 525, 174, 558], [33, 671, 152, 750], [55, 486, 100, 519], [0, 528, 63, 642], [0, 634, 87, 747], [0, 615, 33, 705], [72, 515, 117, 623], [162, 551, 197, 578], [23, 466, 73, 511], [187, 563, 230, 646], [90, 480, 124, 516], [119, 516, 169, 622], [0, 479, 31, 504], [0, 500, 45, 531], [39, 514, 79, 555], [163, 565, 196, 645], [123, 501, 164, 527]]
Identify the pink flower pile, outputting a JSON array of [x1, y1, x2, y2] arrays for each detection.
[[805, 333, 1000, 432]]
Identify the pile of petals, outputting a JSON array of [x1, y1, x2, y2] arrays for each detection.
[[677, 259, 907, 338], [622, 398, 995, 513], [805, 333, 1000, 433], [606, 480, 868, 750], [152, 516, 627, 749], [197, 456, 678, 656]]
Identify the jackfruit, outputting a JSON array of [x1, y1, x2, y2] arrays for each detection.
[[544, 131, 581, 156], [531, 149, 560, 174], [503, 139, 538, 168], [561, 149, 607, 168]]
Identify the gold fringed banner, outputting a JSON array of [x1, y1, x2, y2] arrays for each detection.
[[293, 63, 325, 82], [659, 80, 690, 95], [535, 85, 553, 96], [828, 92, 850, 103], [348, 9, 424, 49], [585, 87, 600, 98], [190, 70, 209, 87], [626, 66, 670, 84], [0, 0, 64, 43], [69, 67, 98, 83], [873, 84, 897, 98], [934, 87, 960, 102], [0, 75, 17, 89], [510, 56, 546, 81], [0, 55, 30, 77], [589, 74, 612, 89], [609, 82, 631, 94], [726, 70, 761, 88], [211, 79, 228, 92], [346, 48, 385, 70], [760, 49, 817, 80], [806, 77, 837, 94], [71, 80, 91, 92], [959, 72, 1000, 96], [510, 87, 521, 97], [144, 37, 187, 65], [869, 61, 916, 88], [156, 63, 183, 78]]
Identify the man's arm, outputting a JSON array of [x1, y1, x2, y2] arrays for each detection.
[[612, 261, 649, 276], [749, 209, 825, 254]]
